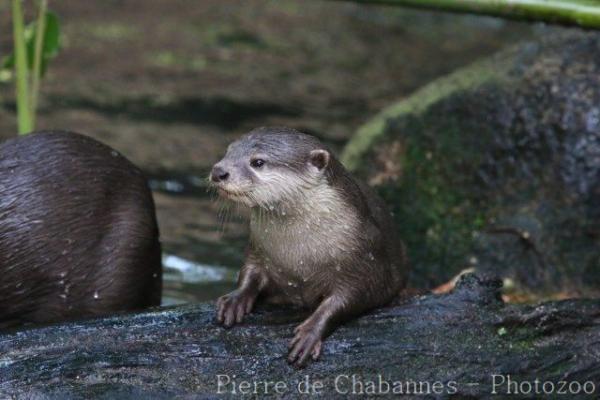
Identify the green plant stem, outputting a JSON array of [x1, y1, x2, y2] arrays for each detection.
[[12, 0, 32, 134], [30, 0, 48, 130], [333, 0, 600, 28]]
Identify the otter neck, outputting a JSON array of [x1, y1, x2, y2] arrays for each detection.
[[249, 181, 361, 268], [250, 182, 345, 221]]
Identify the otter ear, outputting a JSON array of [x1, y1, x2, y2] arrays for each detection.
[[308, 149, 330, 171]]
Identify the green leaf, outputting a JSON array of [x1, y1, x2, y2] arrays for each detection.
[[0, 10, 61, 78]]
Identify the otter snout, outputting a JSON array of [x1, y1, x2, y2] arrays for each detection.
[[210, 165, 230, 182]]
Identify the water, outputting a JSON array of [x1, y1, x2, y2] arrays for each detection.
[[162, 254, 237, 305], [150, 175, 243, 305]]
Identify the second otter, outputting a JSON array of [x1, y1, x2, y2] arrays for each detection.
[[210, 127, 408, 367], [0, 131, 161, 329]]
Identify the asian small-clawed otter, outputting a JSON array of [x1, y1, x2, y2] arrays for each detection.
[[0, 131, 162, 329], [210, 127, 408, 367]]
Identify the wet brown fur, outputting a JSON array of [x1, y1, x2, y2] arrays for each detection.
[[0, 131, 162, 329]]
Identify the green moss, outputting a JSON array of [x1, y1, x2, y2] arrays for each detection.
[[146, 51, 208, 70], [376, 102, 499, 283], [215, 30, 266, 48], [88, 24, 138, 41], [341, 57, 506, 171]]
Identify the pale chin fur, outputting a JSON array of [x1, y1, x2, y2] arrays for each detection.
[[218, 190, 255, 207], [213, 183, 254, 207]]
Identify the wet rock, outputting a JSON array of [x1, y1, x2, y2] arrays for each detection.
[[342, 31, 600, 294], [0, 274, 598, 398]]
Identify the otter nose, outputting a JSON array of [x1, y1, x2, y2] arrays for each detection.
[[211, 166, 230, 182]]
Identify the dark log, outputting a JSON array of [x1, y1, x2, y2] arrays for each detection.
[[0, 274, 598, 398]]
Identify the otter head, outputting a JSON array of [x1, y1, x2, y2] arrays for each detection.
[[210, 127, 331, 209]]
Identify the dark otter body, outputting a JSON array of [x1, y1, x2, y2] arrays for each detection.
[[0, 131, 162, 329], [210, 127, 408, 367]]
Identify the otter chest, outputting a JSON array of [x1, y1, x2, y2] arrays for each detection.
[[250, 211, 357, 282]]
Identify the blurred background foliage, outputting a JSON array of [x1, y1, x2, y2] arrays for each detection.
[[2, 0, 61, 133]]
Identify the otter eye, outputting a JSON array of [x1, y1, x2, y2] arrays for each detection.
[[250, 159, 265, 168]]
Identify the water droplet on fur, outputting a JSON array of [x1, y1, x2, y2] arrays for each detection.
[[287, 281, 293, 286], [110, 150, 119, 157], [335, 265, 341, 272], [368, 252, 375, 261], [93, 291, 99, 300]]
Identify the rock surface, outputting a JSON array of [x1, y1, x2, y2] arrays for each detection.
[[342, 31, 600, 295], [0, 274, 598, 398]]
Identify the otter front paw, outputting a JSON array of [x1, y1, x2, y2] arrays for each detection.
[[287, 322, 323, 368], [216, 290, 256, 328]]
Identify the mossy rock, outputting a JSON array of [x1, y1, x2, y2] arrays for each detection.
[[342, 31, 600, 295]]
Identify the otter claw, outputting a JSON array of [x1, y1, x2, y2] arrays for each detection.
[[216, 290, 255, 328], [288, 328, 323, 368]]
